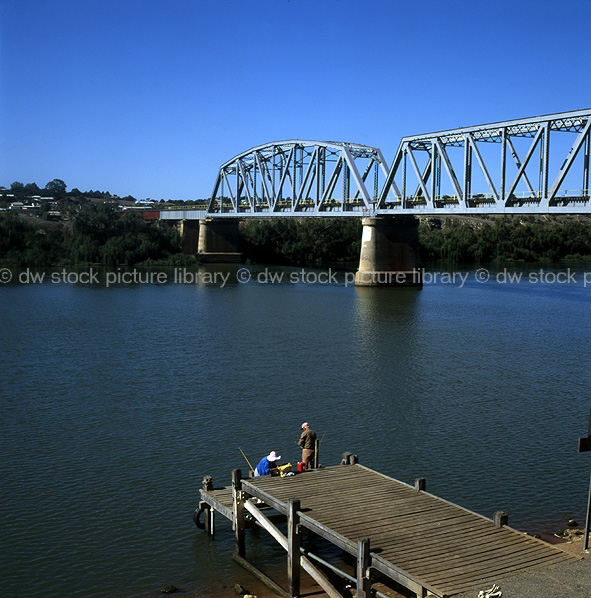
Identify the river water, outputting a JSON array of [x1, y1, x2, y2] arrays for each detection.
[[2, 263, 591, 598]]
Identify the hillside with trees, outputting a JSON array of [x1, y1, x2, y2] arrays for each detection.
[[0, 202, 186, 267]]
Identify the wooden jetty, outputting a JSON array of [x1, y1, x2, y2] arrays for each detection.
[[197, 457, 578, 598]]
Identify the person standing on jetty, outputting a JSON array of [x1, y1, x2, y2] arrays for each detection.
[[298, 422, 317, 470], [254, 451, 281, 476]]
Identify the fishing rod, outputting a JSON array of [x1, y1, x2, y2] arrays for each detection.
[[238, 447, 255, 473]]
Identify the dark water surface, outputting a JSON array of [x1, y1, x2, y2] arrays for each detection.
[[2, 264, 591, 597]]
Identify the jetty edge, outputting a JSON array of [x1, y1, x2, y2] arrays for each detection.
[[194, 453, 579, 598]]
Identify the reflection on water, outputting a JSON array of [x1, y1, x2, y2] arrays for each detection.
[[1, 266, 591, 598]]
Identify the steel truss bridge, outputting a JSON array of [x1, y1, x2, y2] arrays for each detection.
[[207, 140, 389, 216], [199, 109, 591, 218]]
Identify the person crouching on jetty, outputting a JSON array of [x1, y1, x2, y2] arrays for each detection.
[[254, 451, 281, 476]]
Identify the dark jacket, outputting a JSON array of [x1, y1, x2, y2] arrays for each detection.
[[298, 428, 317, 450]]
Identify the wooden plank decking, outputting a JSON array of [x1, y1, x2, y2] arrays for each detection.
[[200, 463, 578, 597]]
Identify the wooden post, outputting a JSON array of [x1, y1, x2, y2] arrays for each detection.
[[341, 452, 359, 465], [288, 499, 301, 598], [414, 477, 426, 491], [313, 439, 319, 469], [203, 505, 211, 535], [232, 468, 245, 557], [494, 511, 509, 527], [577, 406, 591, 552], [357, 537, 371, 598], [585, 467, 591, 552], [206, 506, 215, 536], [201, 476, 215, 535]]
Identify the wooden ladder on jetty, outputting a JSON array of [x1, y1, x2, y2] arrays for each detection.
[[197, 459, 578, 598]]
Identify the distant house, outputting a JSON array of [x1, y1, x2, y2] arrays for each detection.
[[9, 201, 41, 211], [137, 209, 160, 222], [124, 204, 160, 221]]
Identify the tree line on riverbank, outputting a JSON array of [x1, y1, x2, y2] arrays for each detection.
[[2, 206, 591, 267], [240, 215, 591, 265], [419, 215, 591, 263], [0, 203, 187, 267]]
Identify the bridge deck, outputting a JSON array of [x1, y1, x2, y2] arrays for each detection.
[[200, 464, 577, 597]]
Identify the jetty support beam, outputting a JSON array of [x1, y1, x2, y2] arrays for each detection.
[[206, 506, 214, 535], [288, 499, 301, 598], [357, 537, 372, 598], [354, 216, 422, 287], [233, 554, 289, 598], [232, 469, 245, 557], [201, 476, 215, 535], [243, 498, 346, 598], [198, 218, 242, 263], [197, 501, 215, 536]]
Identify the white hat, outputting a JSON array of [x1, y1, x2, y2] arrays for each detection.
[[267, 451, 281, 462], [302, 422, 309, 429]]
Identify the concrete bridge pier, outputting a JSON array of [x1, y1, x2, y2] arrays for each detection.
[[197, 219, 242, 263], [354, 216, 422, 287], [178, 220, 200, 254]]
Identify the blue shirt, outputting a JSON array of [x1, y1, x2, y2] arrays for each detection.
[[255, 456, 273, 476]]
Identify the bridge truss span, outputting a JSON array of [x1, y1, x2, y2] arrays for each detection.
[[377, 108, 591, 215], [208, 140, 388, 217]]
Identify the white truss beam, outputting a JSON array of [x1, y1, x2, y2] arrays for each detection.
[[342, 145, 371, 207], [547, 119, 591, 203], [467, 133, 498, 201], [435, 138, 463, 202], [506, 136, 536, 197], [406, 146, 431, 204], [505, 127, 544, 201]]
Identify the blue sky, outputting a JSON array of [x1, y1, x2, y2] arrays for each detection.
[[1, 0, 590, 201]]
